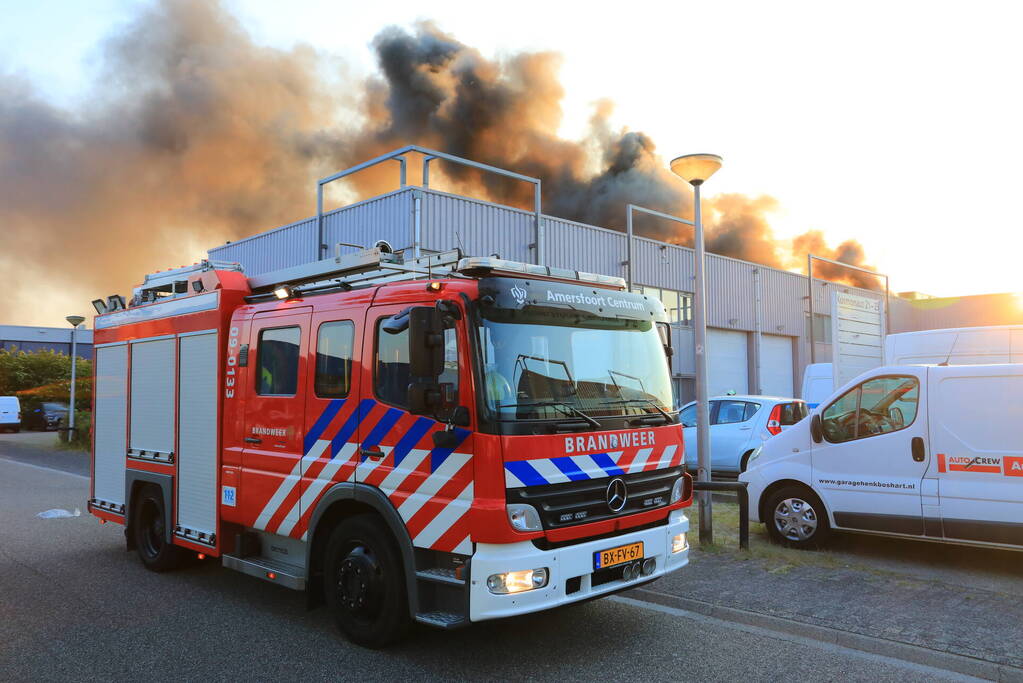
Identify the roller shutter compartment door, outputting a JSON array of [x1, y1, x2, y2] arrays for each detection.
[[93, 344, 128, 510], [707, 329, 748, 396], [129, 338, 176, 459], [760, 334, 794, 397], [176, 332, 219, 541]]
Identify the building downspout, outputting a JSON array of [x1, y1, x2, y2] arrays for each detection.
[[753, 267, 763, 395]]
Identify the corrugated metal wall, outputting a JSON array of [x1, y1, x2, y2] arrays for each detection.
[[419, 189, 533, 261], [205, 187, 900, 396]]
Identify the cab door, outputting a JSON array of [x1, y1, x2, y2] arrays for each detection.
[[811, 369, 928, 535], [241, 308, 311, 534], [356, 302, 475, 556]]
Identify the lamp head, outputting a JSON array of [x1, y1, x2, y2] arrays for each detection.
[[670, 153, 723, 186], [66, 315, 85, 327]]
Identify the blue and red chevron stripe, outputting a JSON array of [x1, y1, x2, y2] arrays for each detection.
[[253, 398, 474, 555], [504, 445, 681, 488]]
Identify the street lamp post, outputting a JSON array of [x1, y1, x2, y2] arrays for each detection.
[[66, 315, 85, 439], [669, 153, 723, 546]]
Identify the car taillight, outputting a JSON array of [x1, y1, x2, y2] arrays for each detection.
[[766, 404, 782, 435]]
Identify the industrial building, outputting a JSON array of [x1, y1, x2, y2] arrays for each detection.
[[208, 149, 1017, 404], [0, 324, 93, 359]]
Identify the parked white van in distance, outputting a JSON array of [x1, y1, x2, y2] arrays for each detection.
[[800, 363, 834, 409], [741, 363, 1023, 551], [885, 324, 1023, 365], [800, 325, 1023, 407], [0, 396, 22, 433]]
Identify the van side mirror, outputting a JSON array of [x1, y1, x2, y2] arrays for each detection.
[[810, 413, 823, 444], [409, 306, 444, 378]]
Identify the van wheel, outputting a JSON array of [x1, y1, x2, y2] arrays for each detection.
[[324, 514, 410, 648], [765, 485, 831, 549], [133, 487, 187, 572]]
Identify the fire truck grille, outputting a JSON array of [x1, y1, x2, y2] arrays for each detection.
[[507, 467, 683, 529]]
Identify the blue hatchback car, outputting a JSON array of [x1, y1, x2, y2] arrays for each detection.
[[680, 396, 808, 474]]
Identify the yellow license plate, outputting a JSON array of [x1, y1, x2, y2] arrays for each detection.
[[594, 541, 644, 569]]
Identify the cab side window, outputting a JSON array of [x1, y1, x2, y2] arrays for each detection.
[[376, 320, 410, 408], [822, 375, 920, 443], [315, 321, 354, 398], [257, 326, 301, 396], [376, 317, 459, 409]]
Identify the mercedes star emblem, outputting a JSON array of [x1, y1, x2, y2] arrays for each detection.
[[606, 478, 628, 513]]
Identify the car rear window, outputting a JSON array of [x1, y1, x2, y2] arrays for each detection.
[[779, 402, 808, 425]]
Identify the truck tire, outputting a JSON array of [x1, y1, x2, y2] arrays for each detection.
[[324, 513, 410, 648], [133, 486, 188, 572], [764, 485, 831, 549]]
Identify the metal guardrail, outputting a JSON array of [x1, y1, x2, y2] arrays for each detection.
[[692, 480, 750, 550]]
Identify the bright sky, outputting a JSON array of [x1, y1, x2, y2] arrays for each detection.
[[3, 0, 1021, 298]]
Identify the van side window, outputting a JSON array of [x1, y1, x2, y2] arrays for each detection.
[[256, 326, 301, 396], [315, 321, 355, 398], [822, 376, 919, 443], [375, 318, 459, 409]]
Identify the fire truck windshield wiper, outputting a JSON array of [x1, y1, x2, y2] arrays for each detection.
[[599, 398, 673, 425], [496, 400, 601, 429]]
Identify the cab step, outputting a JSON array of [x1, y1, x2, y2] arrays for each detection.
[[222, 554, 306, 590], [416, 567, 465, 586], [415, 610, 467, 629]]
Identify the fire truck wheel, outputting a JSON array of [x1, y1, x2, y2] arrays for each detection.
[[324, 514, 410, 648], [764, 485, 832, 550], [133, 487, 188, 572]]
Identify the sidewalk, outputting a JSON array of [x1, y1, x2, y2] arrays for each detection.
[[640, 501, 1023, 673]]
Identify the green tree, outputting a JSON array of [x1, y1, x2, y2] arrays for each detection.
[[0, 350, 92, 410]]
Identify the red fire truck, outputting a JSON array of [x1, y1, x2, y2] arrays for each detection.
[[88, 246, 693, 647]]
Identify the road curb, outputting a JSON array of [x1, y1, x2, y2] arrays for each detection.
[[627, 587, 1023, 682]]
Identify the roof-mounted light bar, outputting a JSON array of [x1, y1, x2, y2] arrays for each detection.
[[455, 256, 626, 290]]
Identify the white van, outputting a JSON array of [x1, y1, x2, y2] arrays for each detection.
[[740, 364, 1023, 551], [0, 396, 21, 432], [800, 363, 833, 409], [885, 325, 1023, 365]]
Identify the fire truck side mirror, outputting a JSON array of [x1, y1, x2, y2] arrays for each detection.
[[409, 306, 444, 378]]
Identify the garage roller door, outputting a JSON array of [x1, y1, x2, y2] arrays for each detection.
[[760, 334, 794, 397], [707, 329, 748, 396]]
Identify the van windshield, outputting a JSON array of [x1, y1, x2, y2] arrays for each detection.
[[477, 315, 673, 421]]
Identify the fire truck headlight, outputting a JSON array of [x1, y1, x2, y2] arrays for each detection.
[[670, 477, 685, 504], [507, 503, 542, 532], [486, 568, 548, 594], [672, 533, 689, 554]]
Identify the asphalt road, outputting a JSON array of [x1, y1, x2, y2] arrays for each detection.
[[0, 456, 973, 682]]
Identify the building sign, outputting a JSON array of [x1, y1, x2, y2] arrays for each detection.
[[830, 291, 885, 389]]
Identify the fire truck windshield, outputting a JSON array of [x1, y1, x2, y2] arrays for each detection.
[[477, 313, 674, 421]]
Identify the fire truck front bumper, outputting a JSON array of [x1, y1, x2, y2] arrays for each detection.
[[468, 510, 689, 622]]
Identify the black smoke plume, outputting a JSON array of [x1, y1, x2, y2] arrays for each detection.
[[0, 0, 879, 326]]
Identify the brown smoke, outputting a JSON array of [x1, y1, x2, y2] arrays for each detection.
[[0, 1, 877, 327]]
